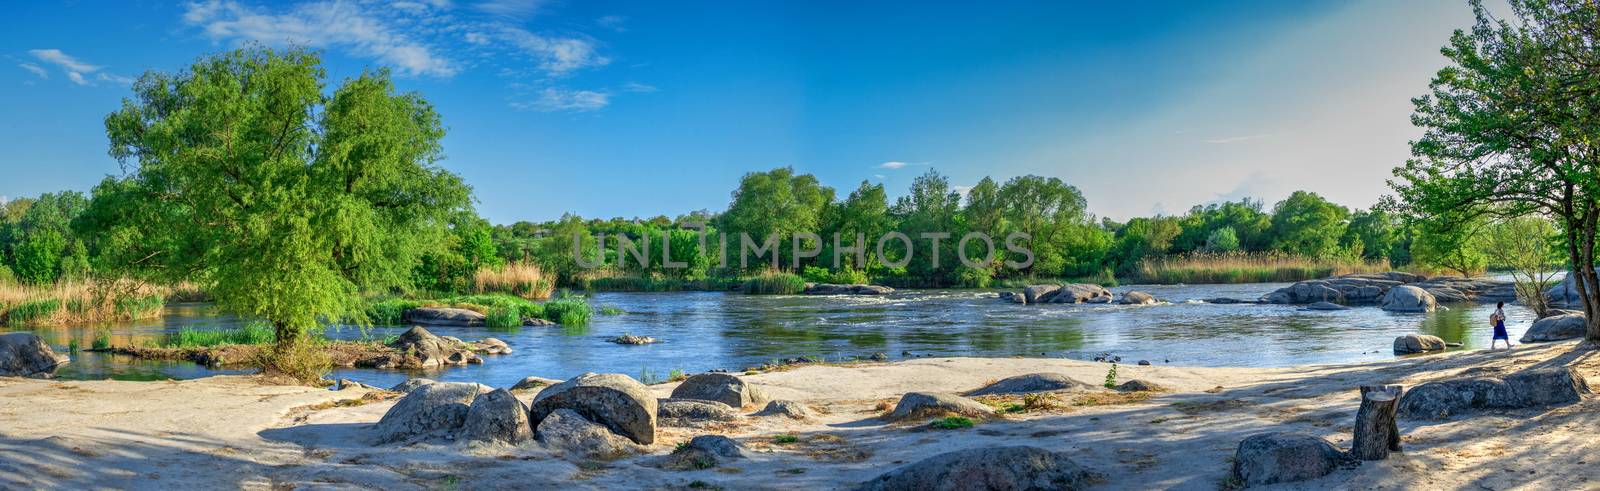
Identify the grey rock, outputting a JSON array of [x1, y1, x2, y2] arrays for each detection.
[[967, 373, 1094, 396], [461, 389, 533, 445], [0, 333, 68, 378], [336, 379, 382, 391], [1118, 291, 1157, 305], [509, 376, 561, 392], [1136, 360, 1151, 366], [1230, 432, 1346, 487], [669, 373, 768, 409], [610, 334, 656, 345], [1047, 284, 1114, 304], [388, 326, 482, 368], [1380, 285, 1437, 313], [856, 446, 1092, 491], [372, 382, 484, 444], [804, 283, 895, 295], [1022, 285, 1061, 304], [1115, 380, 1164, 392], [656, 435, 745, 471], [869, 352, 889, 361], [521, 317, 557, 326], [999, 291, 1026, 304], [1305, 301, 1349, 311], [530, 372, 657, 445], [535, 408, 640, 460], [1398, 367, 1590, 420], [658, 398, 741, 426], [389, 378, 436, 393], [1521, 313, 1587, 343], [754, 399, 815, 420], [475, 338, 512, 355], [1393, 334, 1447, 354], [887, 392, 994, 421], [403, 307, 486, 327]]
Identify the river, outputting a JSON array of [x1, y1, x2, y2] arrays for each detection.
[[3, 281, 1540, 389]]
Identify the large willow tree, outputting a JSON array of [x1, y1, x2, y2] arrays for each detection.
[[1388, 0, 1600, 341], [97, 47, 472, 376]]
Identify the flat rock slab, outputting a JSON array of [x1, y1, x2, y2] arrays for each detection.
[[856, 446, 1092, 491], [1521, 313, 1587, 343], [967, 373, 1094, 396], [1231, 432, 1348, 487], [403, 307, 486, 327], [887, 392, 994, 421], [1398, 367, 1591, 420]]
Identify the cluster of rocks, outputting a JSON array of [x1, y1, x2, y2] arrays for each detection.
[[609, 334, 656, 345], [403, 306, 556, 327], [999, 284, 1158, 306], [354, 326, 510, 370], [1260, 272, 1515, 311], [803, 283, 895, 295], [0, 332, 68, 378]]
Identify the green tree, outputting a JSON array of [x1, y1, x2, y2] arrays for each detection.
[[1344, 209, 1403, 264], [1410, 217, 1487, 277], [98, 47, 472, 380], [8, 191, 88, 285], [1203, 227, 1241, 253], [823, 180, 893, 270], [893, 169, 963, 284], [1484, 215, 1562, 317], [1270, 191, 1350, 259], [717, 167, 833, 271], [1387, 0, 1600, 340]]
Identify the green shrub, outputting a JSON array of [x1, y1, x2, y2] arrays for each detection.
[[6, 299, 61, 325], [115, 294, 164, 319], [772, 434, 799, 444], [364, 298, 421, 325], [542, 297, 591, 325], [742, 272, 806, 295], [930, 416, 974, 429], [484, 304, 521, 328], [161, 322, 276, 348], [91, 332, 111, 350]]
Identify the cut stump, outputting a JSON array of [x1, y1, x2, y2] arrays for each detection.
[[1352, 384, 1402, 460]]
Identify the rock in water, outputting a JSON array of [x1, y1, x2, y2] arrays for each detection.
[[856, 446, 1092, 491], [535, 408, 640, 459], [1392, 334, 1447, 354], [403, 307, 487, 327], [1021, 285, 1061, 304], [461, 389, 533, 445], [529, 373, 657, 445], [803, 283, 895, 295], [1521, 313, 1587, 343], [372, 382, 484, 444], [1048, 284, 1114, 304], [754, 400, 815, 420], [657, 398, 741, 427], [0, 333, 68, 378], [967, 373, 1094, 396], [998, 291, 1026, 304], [1118, 291, 1157, 305], [387, 326, 482, 368], [1230, 432, 1346, 487], [609, 334, 657, 345], [1305, 301, 1349, 311], [1379, 285, 1437, 313], [1398, 367, 1590, 419], [886, 392, 995, 421], [670, 373, 768, 409]]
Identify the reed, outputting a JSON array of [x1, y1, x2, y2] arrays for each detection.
[[474, 262, 555, 299], [1134, 252, 1390, 284], [0, 280, 165, 326], [741, 271, 807, 295], [160, 323, 276, 348]]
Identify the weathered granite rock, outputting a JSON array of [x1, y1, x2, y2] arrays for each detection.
[[886, 392, 994, 421], [967, 373, 1094, 396], [1119, 291, 1157, 305], [1393, 334, 1447, 354], [1230, 432, 1347, 487], [403, 307, 486, 327], [1521, 313, 1587, 343], [1263, 272, 1509, 306], [658, 398, 742, 426], [521, 317, 557, 326], [372, 382, 485, 443], [1398, 367, 1590, 420], [387, 327, 483, 368], [1380, 285, 1436, 313], [804, 283, 895, 295], [656, 435, 745, 471], [535, 408, 640, 459], [669, 373, 767, 408], [999, 291, 1025, 304], [1305, 301, 1349, 311], [461, 389, 533, 445], [474, 338, 512, 355], [1047, 284, 1114, 304], [509, 376, 561, 392], [609, 334, 656, 345], [389, 378, 436, 393], [754, 399, 815, 420], [0, 333, 68, 378], [530, 373, 657, 445], [856, 446, 1092, 491]]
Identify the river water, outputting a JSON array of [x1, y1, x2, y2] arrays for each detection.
[[4, 282, 1541, 389]]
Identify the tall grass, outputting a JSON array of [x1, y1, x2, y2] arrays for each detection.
[[474, 262, 555, 299], [577, 273, 737, 292], [1134, 252, 1390, 284], [0, 280, 165, 326], [362, 292, 592, 327], [160, 323, 276, 348], [741, 272, 807, 295], [542, 296, 592, 325]]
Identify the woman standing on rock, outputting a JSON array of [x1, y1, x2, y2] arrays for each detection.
[[1490, 302, 1512, 350]]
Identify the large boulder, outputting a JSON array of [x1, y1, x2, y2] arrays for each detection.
[[372, 382, 485, 443], [403, 307, 486, 327], [1230, 432, 1346, 487], [1393, 334, 1447, 354], [461, 389, 533, 445], [967, 373, 1094, 396], [669, 373, 767, 409], [509, 376, 561, 392], [658, 398, 742, 427], [1398, 367, 1590, 420], [1022, 285, 1061, 304], [1521, 313, 1587, 343], [886, 392, 995, 421], [387, 326, 482, 368], [1118, 291, 1157, 305], [754, 399, 815, 420], [1380, 285, 1436, 313], [1305, 301, 1349, 311], [804, 283, 894, 295], [656, 435, 745, 471], [998, 291, 1025, 304], [1545, 271, 1594, 306], [0, 333, 68, 378], [1047, 284, 1113, 304], [530, 373, 657, 445], [856, 446, 1092, 491], [535, 408, 641, 459], [389, 378, 436, 394]]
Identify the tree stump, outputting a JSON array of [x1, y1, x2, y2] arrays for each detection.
[[1352, 384, 1403, 460]]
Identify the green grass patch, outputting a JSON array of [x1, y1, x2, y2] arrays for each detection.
[[772, 434, 800, 444], [6, 299, 60, 324], [929, 416, 974, 429], [160, 323, 275, 348], [114, 294, 164, 319], [542, 297, 590, 325], [742, 272, 806, 295]]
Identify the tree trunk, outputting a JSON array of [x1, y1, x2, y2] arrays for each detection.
[[1352, 385, 1403, 460]]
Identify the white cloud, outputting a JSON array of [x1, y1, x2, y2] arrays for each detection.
[[97, 72, 136, 85], [497, 26, 607, 75], [182, 0, 458, 77], [513, 87, 609, 112], [18, 63, 46, 79], [621, 82, 656, 93], [879, 161, 908, 169], [476, 0, 545, 18], [1200, 133, 1272, 144]]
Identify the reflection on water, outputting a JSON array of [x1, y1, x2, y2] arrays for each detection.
[[2, 283, 1539, 388]]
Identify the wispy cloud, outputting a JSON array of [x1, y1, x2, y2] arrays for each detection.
[[476, 0, 544, 18], [513, 87, 610, 112], [17, 63, 46, 79], [1200, 133, 1272, 144], [621, 82, 656, 93], [596, 15, 626, 32], [182, 0, 458, 77], [877, 161, 929, 170], [496, 26, 607, 75]]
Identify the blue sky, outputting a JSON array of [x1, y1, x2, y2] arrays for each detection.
[[1, 0, 1483, 224]]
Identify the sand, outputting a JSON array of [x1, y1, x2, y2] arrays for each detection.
[[2, 341, 1598, 490]]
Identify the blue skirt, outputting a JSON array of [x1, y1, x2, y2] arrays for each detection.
[[1493, 320, 1509, 340]]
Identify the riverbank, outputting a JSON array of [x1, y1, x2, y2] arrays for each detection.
[[3, 340, 1595, 489]]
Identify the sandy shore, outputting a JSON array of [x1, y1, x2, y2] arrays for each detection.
[[2, 341, 1598, 490]]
